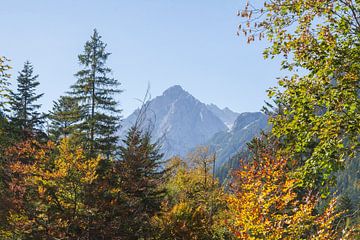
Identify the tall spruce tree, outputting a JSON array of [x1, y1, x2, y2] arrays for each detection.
[[10, 61, 44, 133], [117, 125, 166, 239], [70, 29, 121, 157], [48, 95, 83, 141]]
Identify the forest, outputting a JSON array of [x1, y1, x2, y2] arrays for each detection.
[[0, 0, 359, 239]]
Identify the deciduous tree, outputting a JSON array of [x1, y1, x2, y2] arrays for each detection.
[[0, 56, 11, 114], [155, 150, 232, 240], [5, 139, 100, 239], [227, 153, 351, 239], [239, 0, 360, 193]]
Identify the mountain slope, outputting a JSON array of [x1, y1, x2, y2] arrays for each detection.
[[206, 104, 240, 129], [120, 85, 228, 158], [207, 112, 269, 169]]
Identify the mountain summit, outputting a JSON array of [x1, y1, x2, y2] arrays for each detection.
[[119, 85, 266, 160], [162, 85, 189, 98], [120, 85, 230, 157]]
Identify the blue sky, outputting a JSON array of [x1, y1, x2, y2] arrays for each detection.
[[1, 0, 280, 117]]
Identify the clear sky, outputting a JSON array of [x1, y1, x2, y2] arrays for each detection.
[[1, 0, 280, 117]]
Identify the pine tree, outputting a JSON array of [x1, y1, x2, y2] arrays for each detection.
[[48, 95, 83, 141], [117, 125, 165, 238], [10, 61, 44, 133], [70, 29, 122, 157]]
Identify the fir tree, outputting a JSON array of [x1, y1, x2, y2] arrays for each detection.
[[117, 125, 166, 238], [10, 61, 44, 133], [70, 29, 122, 157], [48, 95, 83, 141]]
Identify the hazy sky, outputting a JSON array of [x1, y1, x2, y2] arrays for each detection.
[[1, 0, 280, 117]]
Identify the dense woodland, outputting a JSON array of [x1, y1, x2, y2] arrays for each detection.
[[0, 1, 359, 239]]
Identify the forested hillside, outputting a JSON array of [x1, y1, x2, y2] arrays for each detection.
[[0, 0, 359, 239]]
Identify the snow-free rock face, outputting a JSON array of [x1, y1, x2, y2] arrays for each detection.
[[120, 85, 228, 158], [120, 86, 269, 162], [207, 112, 269, 168], [206, 104, 240, 129]]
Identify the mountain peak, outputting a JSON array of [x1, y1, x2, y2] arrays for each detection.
[[163, 85, 188, 97], [120, 85, 228, 158]]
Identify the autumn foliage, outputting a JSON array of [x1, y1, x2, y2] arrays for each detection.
[[1, 0, 359, 237], [226, 151, 356, 239], [2, 139, 100, 239], [154, 153, 232, 240]]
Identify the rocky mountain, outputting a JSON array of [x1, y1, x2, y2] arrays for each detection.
[[120, 85, 228, 157], [206, 104, 240, 129], [207, 112, 269, 169], [120, 85, 269, 163]]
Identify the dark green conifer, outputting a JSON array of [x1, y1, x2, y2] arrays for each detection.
[[117, 125, 166, 238], [10, 61, 44, 133], [70, 29, 122, 157], [48, 95, 83, 141]]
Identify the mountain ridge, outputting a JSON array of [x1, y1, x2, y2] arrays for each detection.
[[120, 85, 228, 157], [207, 112, 269, 169], [119, 85, 267, 161]]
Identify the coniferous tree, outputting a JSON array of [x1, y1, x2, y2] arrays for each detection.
[[10, 61, 44, 134], [48, 95, 83, 141], [116, 125, 166, 239], [70, 29, 122, 157]]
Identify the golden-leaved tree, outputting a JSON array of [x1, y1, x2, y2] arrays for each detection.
[[3, 138, 100, 239], [226, 142, 357, 239], [239, 0, 360, 194], [155, 147, 234, 240]]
